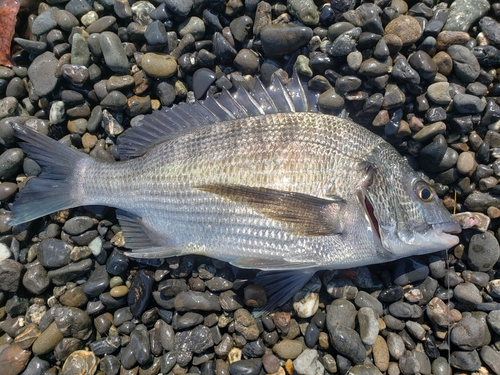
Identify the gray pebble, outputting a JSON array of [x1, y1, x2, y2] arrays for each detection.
[[63, 216, 94, 236], [451, 316, 485, 350], [260, 24, 313, 58], [31, 8, 58, 37], [12, 38, 46, 57], [449, 350, 482, 371], [47, 258, 93, 285], [54, 306, 92, 340], [329, 325, 366, 365], [37, 238, 72, 268], [28, 52, 60, 97], [391, 58, 420, 85], [0, 148, 23, 179], [165, 0, 193, 17], [326, 298, 356, 329], [130, 324, 151, 365], [328, 27, 362, 57], [230, 16, 253, 44], [432, 357, 451, 375], [354, 290, 383, 316], [357, 307, 379, 346], [99, 32, 130, 75], [453, 93, 486, 114], [65, 0, 93, 18], [443, 0, 490, 32], [178, 17, 206, 40], [0, 259, 23, 292], [23, 261, 50, 294], [399, 352, 420, 375], [388, 301, 421, 319], [55, 10, 79, 32], [174, 291, 221, 312], [467, 232, 500, 271], [448, 45, 481, 83], [480, 346, 500, 375], [453, 283, 483, 305]]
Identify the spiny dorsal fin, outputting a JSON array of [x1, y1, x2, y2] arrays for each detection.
[[197, 184, 345, 236], [117, 69, 318, 160]]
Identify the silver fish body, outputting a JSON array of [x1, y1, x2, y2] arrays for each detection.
[[9, 74, 460, 309], [12, 112, 458, 268]]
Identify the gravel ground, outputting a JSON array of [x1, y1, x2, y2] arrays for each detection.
[[1, 0, 500, 374]]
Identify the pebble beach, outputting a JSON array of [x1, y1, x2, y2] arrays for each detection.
[[1, 0, 500, 374]]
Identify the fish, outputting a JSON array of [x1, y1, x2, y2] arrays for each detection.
[[8, 71, 461, 311]]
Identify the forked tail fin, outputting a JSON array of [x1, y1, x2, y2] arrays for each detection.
[[8, 123, 90, 225]]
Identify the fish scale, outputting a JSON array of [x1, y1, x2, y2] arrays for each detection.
[[8, 73, 461, 311]]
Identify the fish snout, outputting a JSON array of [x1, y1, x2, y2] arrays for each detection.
[[432, 221, 462, 247]]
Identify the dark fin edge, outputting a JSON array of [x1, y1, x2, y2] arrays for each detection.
[[117, 69, 318, 160], [9, 123, 88, 225]]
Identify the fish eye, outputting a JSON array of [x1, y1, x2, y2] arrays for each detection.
[[415, 182, 433, 202]]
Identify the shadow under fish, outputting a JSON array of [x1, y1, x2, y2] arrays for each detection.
[[8, 70, 461, 314]]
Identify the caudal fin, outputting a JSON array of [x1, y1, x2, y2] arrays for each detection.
[[9, 123, 89, 225]]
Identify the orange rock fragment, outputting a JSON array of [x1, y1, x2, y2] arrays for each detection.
[[0, 0, 20, 67]]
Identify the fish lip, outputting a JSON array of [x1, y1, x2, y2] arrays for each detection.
[[431, 221, 462, 247]]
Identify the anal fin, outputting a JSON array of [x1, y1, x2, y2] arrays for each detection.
[[116, 209, 161, 250]]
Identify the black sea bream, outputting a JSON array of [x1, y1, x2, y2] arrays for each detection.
[[9, 72, 461, 309]]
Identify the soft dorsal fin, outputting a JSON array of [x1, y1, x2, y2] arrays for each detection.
[[117, 69, 319, 160], [197, 184, 345, 236]]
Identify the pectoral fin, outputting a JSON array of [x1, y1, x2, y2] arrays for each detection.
[[197, 184, 345, 236]]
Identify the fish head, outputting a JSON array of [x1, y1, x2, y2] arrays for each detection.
[[362, 143, 461, 258]]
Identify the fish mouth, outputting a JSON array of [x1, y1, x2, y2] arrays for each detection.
[[431, 222, 461, 247]]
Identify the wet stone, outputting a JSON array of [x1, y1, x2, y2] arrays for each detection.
[[408, 50, 438, 80], [391, 59, 420, 85], [454, 282, 483, 305], [453, 93, 486, 114], [451, 316, 484, 350], [448, 45, 481, 83], [467, 232, 500, 271], [272, 339, 303, 360], [142, 53, 178, 79], [47, 259, 93, 286], [99, 32, 129, 75], [83, 264, 109, 298], [260, 24, 313, 58], [128, 269, 154, 318], [100, 354, 120, 375], [106, 249, 129, 275], [37, 238, 72, 268], [174, 290, 221, 311], [0, 259, 23, 292], [450, 350, 482, 371], [443, 0, 490, 32], [327, 298, 356, 329], [385, 15, 422, 46], [229, 358, 262, 375], [54, 306, 92, 340], [328, 27, 362, 57], [329, 325, 366, 365]]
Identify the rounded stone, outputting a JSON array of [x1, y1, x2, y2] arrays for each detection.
[[467, 232, 500, 271], [99, 31, 130, 75], [272, 339, 303, 360], [385, 16, 422, 46], [142, 53, 178, 79]]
